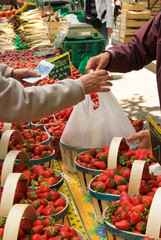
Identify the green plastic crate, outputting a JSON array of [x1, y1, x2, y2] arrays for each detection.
[[63, 38, 105, 68], [52, 5, 69, 14]]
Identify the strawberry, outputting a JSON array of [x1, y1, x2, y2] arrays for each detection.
[[131, 204, 145, 213], [47, 177, 57, 185], [54, 198, 66, 207], [142, 196, 153, 208], [94, 161, 107, 170], [32, 224, 44, 234], [49, 190, 60, 201], [44, 217, 55, 226], [105, 178, 115, 188], [130, 211, 143, 225], [117, 185, 128, 192], [18, 228, 25, 239], [32, 219, 44, 227], [78, 154, 91, 163], [135, 220, 146, 232], [120, 191, 131, 202], [114, 220, 130, 231], [20, 219, 32, 231], [131, 196, 142, 206], [44, 226, 57, 238], [16, 180, 28, 194]]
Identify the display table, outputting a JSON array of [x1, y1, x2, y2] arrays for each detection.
[[51, 159, 106, 240]]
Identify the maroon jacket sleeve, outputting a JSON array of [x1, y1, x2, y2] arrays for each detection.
[[105, 12, 160, 73]]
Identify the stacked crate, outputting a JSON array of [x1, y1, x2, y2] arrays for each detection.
[[114, 3, 151, 44]]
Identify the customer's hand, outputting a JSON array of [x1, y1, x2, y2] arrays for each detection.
[[16, 0, 24, 6], [12, 68, 41, 81], [86, 52, 110, 73], [79, 70, 113, 94], [127, 130, 150, 149]]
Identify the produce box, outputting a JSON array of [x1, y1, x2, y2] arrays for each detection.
[[117, 9, 151, 43], [121, 9, 151, 20], [63, 38, 105, 68], [45, 20, 71, 42], [122, 2, 146, 11]]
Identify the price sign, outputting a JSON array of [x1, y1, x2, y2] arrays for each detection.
[[49, 52, 72, 80], [148, 115, 161, 165]]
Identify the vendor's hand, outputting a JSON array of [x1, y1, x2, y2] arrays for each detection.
[[12, 68, 41, 81], [127, 130, 150, 149], [16, 0, 24, 6], [85, 52, 111, 73], [79, 70, 113, 94]]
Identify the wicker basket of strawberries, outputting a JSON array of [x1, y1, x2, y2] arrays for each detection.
[[1, 204, 86, 240]]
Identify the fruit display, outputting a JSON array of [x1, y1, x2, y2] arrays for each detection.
[[7, 142, 54, 163], [12, 179, 68, 219], [45, 119, 66, 159], [0, 6, 159, 238], [13, 164, 63, 189], [90, 166, 159, 197], [103, 191, 152, 234], [0, 217, 85, 240], [75, 143, 155, 171]]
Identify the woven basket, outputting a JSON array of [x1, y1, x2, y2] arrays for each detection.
[[0, 129, 55, 166], [2, 204, 86, 240], [103, 187, 161, 240], [60, 141, 89, 173], [89, 159, 149, 223], [0, 149, 63, 190], [0, 171, 68, 222], [75, 137, 124, 196]]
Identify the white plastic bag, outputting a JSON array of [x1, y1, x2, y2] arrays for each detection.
[[60, 91, 138, 148]]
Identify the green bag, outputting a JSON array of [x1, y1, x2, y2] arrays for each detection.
[[78, 54, 91, 75]]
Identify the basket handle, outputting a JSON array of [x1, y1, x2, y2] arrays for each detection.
[[1, 150, 30, 186], [108, 137, 125, 169], [145, 187, 161, 238], [128, 160, 149, 197], [2, 123, 12, 135], [0, 129, 24, 158], [0, 173, 26, 216], [3, 204, 37, 240]]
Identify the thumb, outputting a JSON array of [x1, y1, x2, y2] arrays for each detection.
[[28, 69, 41, 77], [127, 134, 138, 141]]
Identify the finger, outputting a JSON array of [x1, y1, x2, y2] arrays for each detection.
[[127, 134, 138, 141], [98, 87, 111, 92], [99, 80, 113, 87], [28, 70, 41, 77]]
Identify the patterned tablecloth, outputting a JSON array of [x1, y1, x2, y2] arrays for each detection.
[[50, 159, 107, 240]]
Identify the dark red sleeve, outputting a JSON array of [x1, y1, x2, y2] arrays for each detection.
[[105, 12, 160, 73]]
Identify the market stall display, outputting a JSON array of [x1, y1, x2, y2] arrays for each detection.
[[0, 2, 160, 239], [0, 18, 16, 50]]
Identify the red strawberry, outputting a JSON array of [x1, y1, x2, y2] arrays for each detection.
[[20, 219, 32, 231], [54, 198, 66, 207], [94, 161, 106, 170], [78, 154, 91, 163], [130, 211, 143, 225], [32, 224, 44, 234], [114, 220, 130, 231]]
